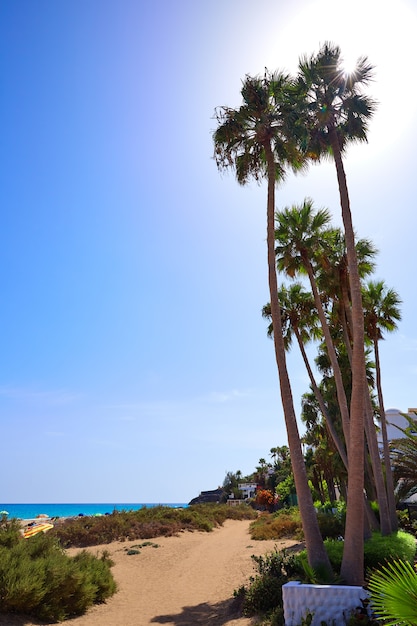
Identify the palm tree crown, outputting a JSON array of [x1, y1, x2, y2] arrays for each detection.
[[213, 71, 304, 184], [362, 280, 402, 343], [297, 42, 377, 158]]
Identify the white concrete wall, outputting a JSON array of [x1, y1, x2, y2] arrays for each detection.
[[282, 581, 368, 626]]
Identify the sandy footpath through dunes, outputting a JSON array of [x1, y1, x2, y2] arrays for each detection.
[[0, 519, 302, 626]]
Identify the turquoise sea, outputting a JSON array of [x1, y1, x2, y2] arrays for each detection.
[[0, 503, 188, 520]]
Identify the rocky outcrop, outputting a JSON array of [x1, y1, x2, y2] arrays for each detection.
[[188, 488, 225, 505]]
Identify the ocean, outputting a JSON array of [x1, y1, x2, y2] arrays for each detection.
[[0, 503, 188, 520]]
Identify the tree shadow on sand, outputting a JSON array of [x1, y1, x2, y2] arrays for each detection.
[[0, 615, 47, 626], [150, 595, 247, 625]]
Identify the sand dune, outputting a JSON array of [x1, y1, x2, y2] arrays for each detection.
[[0, 519, 301, 626]]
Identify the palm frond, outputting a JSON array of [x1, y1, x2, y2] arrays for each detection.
[[368, 560, 417, 625]]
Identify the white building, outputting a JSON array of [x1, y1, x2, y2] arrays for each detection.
[[238, 483, 258, 499], [379, 407, 417, 444]]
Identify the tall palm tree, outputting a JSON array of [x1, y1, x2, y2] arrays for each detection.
[[263, 283, 348, 469], [273, 206, 392, 535], [274, 200, 352, 448], [363, 280, 402, 530], [297, 43, 377, 585], [312, 229, 392, 535], [315, 228, 377, 357], [213, 72, 331, 573]]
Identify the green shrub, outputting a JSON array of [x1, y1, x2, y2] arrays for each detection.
[[237, 548, 305, 619], [316, 512, 344, 539], [249, 506, 345, 542], [363, 531, 416, 572], [251, 549, 304, 580], [249, 510, 303, 541], [242, 575, 283, 615], [299, 531, 416, 578], [0, 518, 22, 548], [0, 527, 116, 622]]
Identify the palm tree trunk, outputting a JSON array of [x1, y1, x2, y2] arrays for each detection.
[[294, 326, 348, 469], [374, 339, 398, 530], [330, 126, 365, 585], [364, 390, 392, 534], [264, 141, 331, 574], [302, 256, 351, 450], [364, 494, 379, 535], [338, 294, 390, 533]]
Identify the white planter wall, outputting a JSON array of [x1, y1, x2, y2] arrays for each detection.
[[282, 581, 369, 625]]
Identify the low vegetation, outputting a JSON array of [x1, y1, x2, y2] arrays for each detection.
[[0, 504, 256, 623], [3, 503, 415, 624], [51, 503, 257, 548], [249, 505, 346, 542], [322, 530, 417, 575], [250, 508, 303, 541], [0, 518, 116, 622]]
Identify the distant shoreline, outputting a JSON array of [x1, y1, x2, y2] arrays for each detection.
[[1, 502, 188, 521]]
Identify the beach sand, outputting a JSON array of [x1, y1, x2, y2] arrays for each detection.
[[0, 519, 303, 626]]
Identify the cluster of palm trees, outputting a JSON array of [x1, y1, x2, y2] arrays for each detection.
[[268, 203, 401, 518], [213, 42, 400, 585]]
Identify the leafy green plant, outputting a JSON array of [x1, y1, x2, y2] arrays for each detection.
[[316, 512, 344, 539], [251, 549, 304, 580], [364, 531, 416, 572], [368, 559, 417, 625], [242, 574, 283, 615], [236, 548, 307, 619], [296, 552, 339, 584], [0, 517, 22, 548], [307, 531, 416, 577], [0, 525, 116, 622]]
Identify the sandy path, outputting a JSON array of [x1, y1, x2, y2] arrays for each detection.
[[0, 520, 302, 626]]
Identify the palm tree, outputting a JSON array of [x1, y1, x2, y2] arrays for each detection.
[[363, 280, 402, 529], [213, 71, 331, 573], [297, 43, 377, 585], [313, 229, 392, 535], [274, 205, 392, 535], [315, 228, 377, 357], [274, 200, 352, 448], [263, 282, 348, 469], [255, 458, 271, 487], [302, 390, 348, 502], [303, 420, 340, 503]]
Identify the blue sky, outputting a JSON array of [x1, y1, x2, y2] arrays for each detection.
[[1, 0, 416, 503]]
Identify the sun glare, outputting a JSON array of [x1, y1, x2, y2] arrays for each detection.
[[341, 52, 359, 77]]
